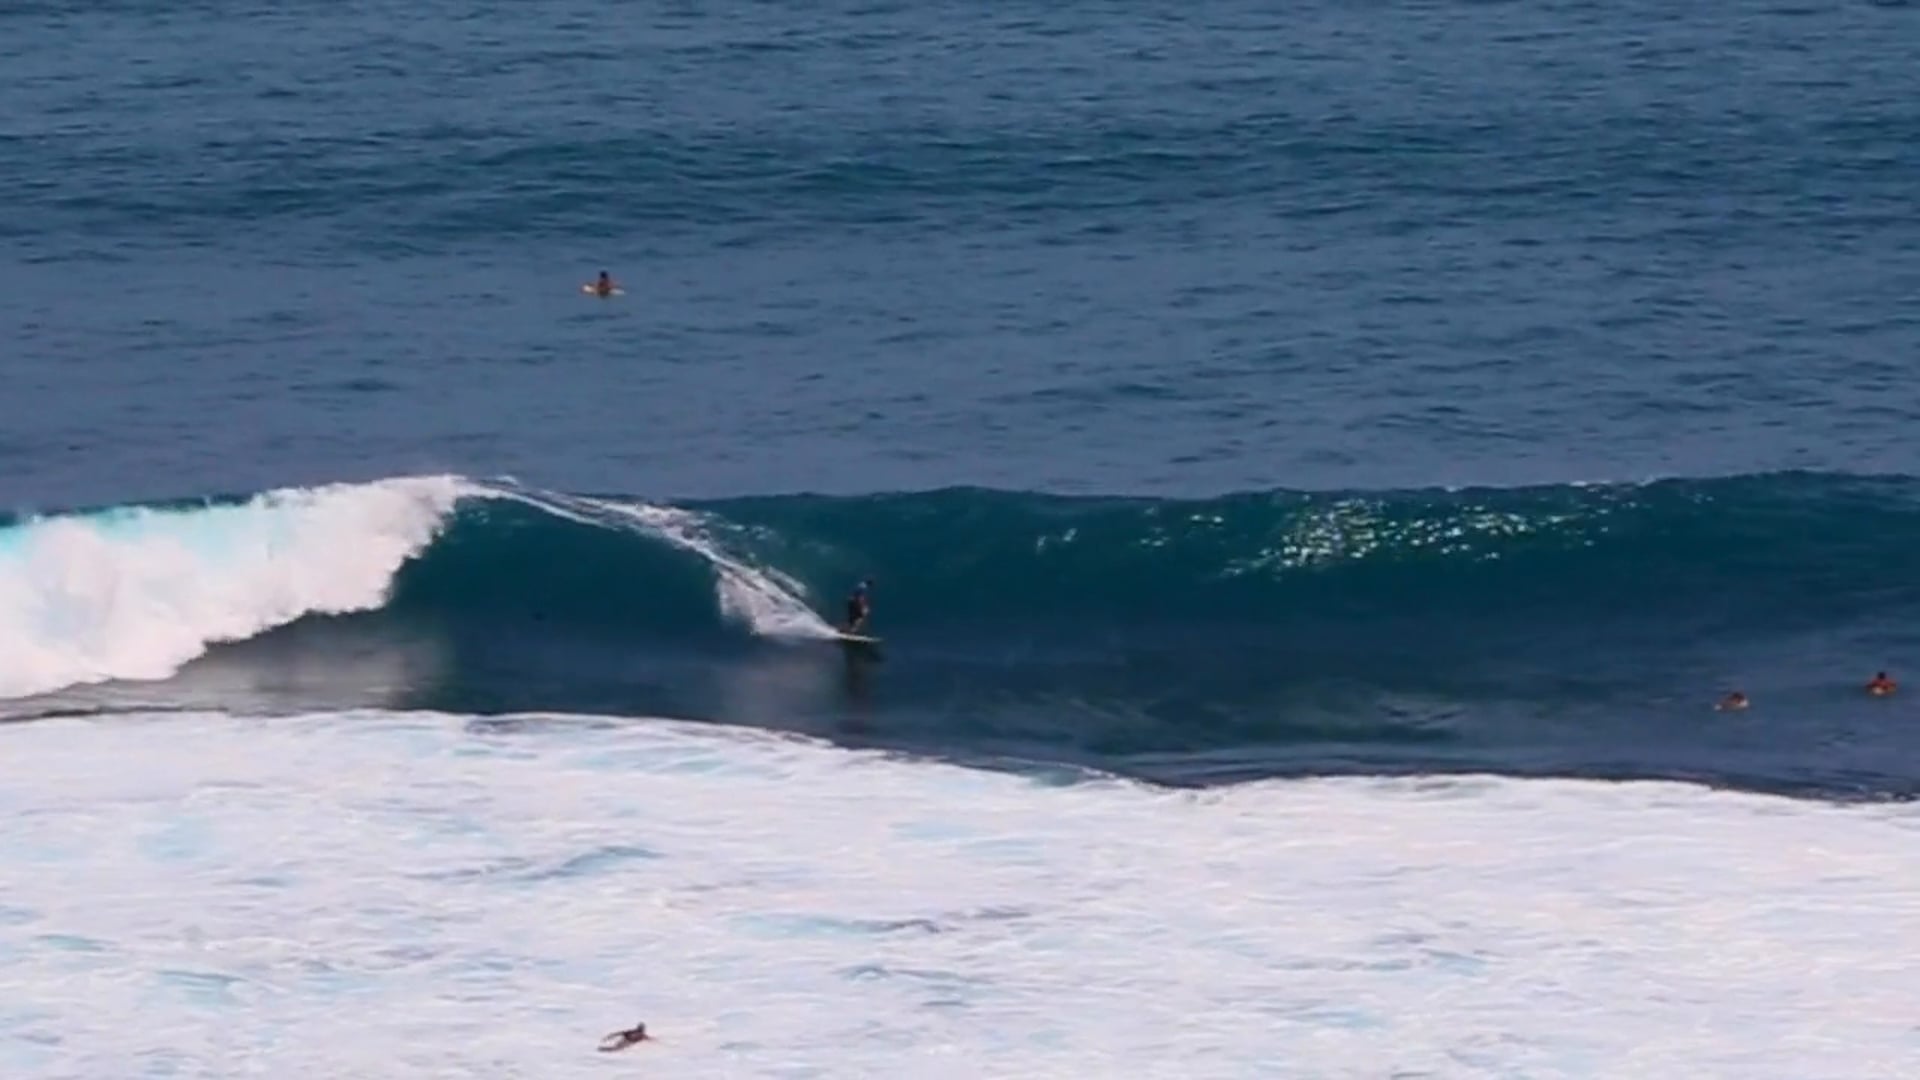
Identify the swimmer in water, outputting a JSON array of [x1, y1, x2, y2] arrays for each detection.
[[1867, 671, 1897, 696], [598, 1022, 649, 1052], [1715, 691, 1749, 711], [585, 270, 617, 297]]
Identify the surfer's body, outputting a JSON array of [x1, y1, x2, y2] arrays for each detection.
[[843, 579, 872, 634], [598, 1023, 649, 1052]]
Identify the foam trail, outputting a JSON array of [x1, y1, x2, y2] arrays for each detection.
[[488, 485, 835, 640], [0, 477, 468, 700], [598, 500, 836, 640]]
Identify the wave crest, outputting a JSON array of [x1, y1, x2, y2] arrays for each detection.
[[0, 477, 470, 699], [8, 471, 1919, 708]]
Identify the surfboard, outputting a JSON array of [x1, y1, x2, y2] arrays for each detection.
[[834, 632, 882, 646], [581, 285, 625, 296]]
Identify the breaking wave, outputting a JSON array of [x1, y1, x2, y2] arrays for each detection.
[[5, 471, 1918, 797]]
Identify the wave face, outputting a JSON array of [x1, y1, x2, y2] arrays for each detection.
[[7, 473, 1920, 797], [704, 474, 1920, 633]]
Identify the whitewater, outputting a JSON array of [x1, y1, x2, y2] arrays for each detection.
[[0, 476, 833, 703], [2, 711, 1916, 1078]]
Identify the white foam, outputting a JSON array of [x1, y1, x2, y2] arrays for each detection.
[[0, 478, 470, 700], [1, 711, 1916, 1078], [0, 476, 841, 702]]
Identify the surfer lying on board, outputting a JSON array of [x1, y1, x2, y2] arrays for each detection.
[[585, 270, 618, 297], [843, 579, 873, 634], [598, 1022, 649, 1052]]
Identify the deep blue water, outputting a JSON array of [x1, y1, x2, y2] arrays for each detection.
[[4, 0, 1920, 796]]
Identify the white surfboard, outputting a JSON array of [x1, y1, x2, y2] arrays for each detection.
[[582, 285, 625, 296]]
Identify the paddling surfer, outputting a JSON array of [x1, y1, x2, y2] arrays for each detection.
[[598, 1022, 649, 1052]]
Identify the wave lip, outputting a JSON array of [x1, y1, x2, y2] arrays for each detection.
[[0, 476, 470, 700], [483, 485, 837, 642]]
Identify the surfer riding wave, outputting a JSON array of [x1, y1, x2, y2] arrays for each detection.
[[842, 579, 872, 635]]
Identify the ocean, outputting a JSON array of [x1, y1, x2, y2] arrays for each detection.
[[4, 0, 1920, 1075]]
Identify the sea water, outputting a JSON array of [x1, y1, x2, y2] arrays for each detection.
[[5, 0, 1920, 1075]]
